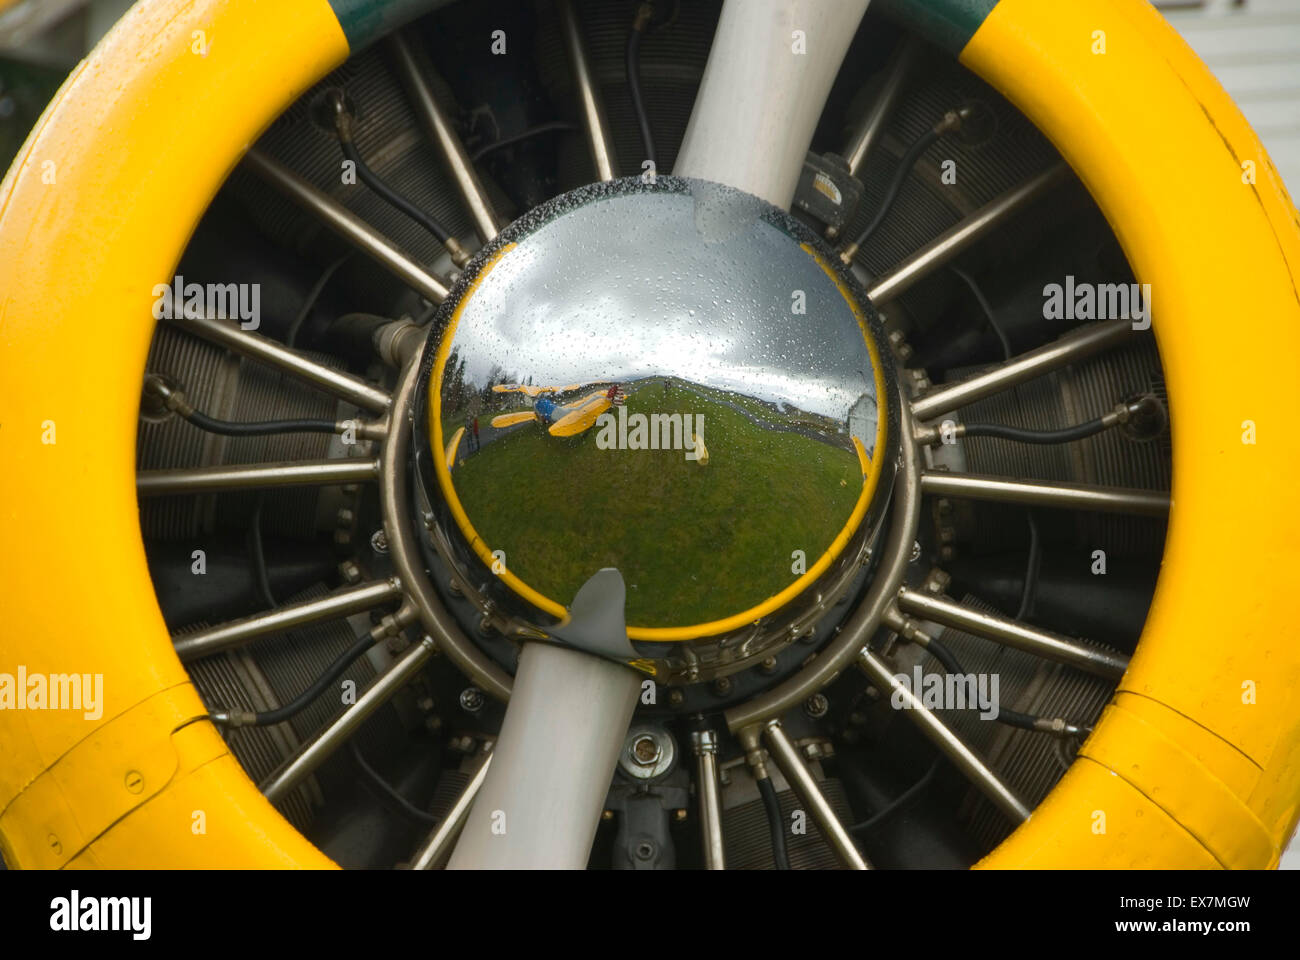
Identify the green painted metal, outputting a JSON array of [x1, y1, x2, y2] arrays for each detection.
[[874, 0, 999, 55], [328, 0, 449, 49]]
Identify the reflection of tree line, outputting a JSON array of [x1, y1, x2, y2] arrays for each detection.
[[442, 349, 532, 418], [656, 378, 859, 453]]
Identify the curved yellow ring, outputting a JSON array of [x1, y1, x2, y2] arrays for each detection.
[[426, 242, 890, 643], [0, 0, 347, 868], [962, 0, 1300, 868]]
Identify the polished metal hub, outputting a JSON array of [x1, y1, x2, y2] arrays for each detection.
[[414, 177, 898, 680]]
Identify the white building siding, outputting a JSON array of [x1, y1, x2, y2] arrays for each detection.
[[1161, 0, 1300, 191]]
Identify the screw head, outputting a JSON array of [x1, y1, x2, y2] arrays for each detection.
[[370, 529, 389, 554], [48, 834, 62, 856], [458, 688, 485, 713], [803, 693, 830, 719], [125, 770, 144, 794]]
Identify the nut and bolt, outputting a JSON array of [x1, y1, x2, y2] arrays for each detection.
[[631, 734, 662, 767]]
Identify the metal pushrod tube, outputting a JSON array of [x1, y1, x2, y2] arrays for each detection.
[[856, 648, 1032, 822], [167, 313, 392, 413], [261, 636, 437, 804], [389, 32, 500, 242], [919, 472, 1170, 517], [137, 458, 380, 496], [556, 0, 617, 181], [173, 578, 404, 661], [896, 589, 1130, 680], [409, 749, 493, 870], [842, 37, 920, 179], [762, 720, 870, 870], [244, 147, 451, 303], [693, 730, 726, 869], [910, 319, 1132, 421], [866, 165, 1068, 305]]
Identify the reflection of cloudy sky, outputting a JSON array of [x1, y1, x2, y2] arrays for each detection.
[[449, 188, 880, 423]]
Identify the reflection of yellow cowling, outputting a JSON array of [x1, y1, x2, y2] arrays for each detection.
[[0, 0, 1297, 869], [445, 426, 465, 470]]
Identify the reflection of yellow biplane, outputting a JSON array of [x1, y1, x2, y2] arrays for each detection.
[[489, 382, 625, 438]]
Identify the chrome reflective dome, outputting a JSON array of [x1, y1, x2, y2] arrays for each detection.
[[414, 177, 898, 674]]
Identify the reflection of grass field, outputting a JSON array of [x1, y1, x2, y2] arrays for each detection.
[[451, 389, 862, 626]]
